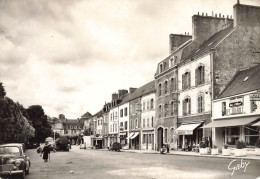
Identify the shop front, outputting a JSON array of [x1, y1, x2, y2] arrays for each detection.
[[119, 132, 127, 145], [202, 115, 260, 149], [129, 132, 140, 149], [176, 122, 204, 150], [108, 134, 118, 147], [141, 130, 154, 150]]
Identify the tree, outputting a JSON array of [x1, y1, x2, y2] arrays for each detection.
[[0, 97, 34, 144], [0, 82, 6, 99], [26, 105, 52, 144]]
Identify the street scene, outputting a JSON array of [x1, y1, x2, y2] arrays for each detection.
[[1, 0, 260, 178], [26, 146, 260, 179]]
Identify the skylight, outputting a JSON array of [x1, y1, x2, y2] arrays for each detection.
[[243, 76, 249, 82]]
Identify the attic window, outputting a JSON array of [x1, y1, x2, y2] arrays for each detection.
[[243, 76, 249, 82]]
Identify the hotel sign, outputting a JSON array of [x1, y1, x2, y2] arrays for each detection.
[[250, 93, 260, 101], [229, 97, 243, 107], [175, 130, 193, 135]]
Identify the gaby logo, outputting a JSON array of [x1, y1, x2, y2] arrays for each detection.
[[228, 159, 250, 176]]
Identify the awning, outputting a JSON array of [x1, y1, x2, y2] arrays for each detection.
[[202, 116, 260, 128], [126, 133, 134, 139], [130, 133, 139, 139], [175, 122, 202, 135], [252, 121, 260, 126]]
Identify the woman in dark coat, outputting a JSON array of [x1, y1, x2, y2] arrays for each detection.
[[42, 142, 50, 162]]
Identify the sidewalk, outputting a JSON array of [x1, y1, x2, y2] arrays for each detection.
[[120, 149, 260, 160]]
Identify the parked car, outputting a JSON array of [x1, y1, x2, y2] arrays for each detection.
[[55, 137, 70, 151], [0, 143, 30, 179], [109, 142, 122, 152]]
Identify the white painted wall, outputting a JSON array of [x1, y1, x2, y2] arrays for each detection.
[[178, 54, 212, 117]]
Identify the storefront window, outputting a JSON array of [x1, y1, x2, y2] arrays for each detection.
[[226, 127, 240, 145], [244, 126, 260, 146]]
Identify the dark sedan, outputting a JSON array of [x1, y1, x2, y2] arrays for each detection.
[[0, 143, 30, 179]]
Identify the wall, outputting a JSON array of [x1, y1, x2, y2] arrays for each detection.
[[178, 54, 212, 118]]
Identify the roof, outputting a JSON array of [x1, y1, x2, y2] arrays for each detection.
[[218, 65, 260, 98], [0, 143, 23, 147], [64, 119, 83, 124], [121, 80, 155, 104], [181, 24, 235, 63], [81, 112, 92, 119]]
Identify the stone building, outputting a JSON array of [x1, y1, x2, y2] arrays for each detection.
[[203, 65, 260, 151], [155, 1, 260, 151]]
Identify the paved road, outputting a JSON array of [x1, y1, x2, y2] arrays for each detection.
[[25, 146, 260, 179]]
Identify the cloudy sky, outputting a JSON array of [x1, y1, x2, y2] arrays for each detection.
[[0, 0, 259, 118]]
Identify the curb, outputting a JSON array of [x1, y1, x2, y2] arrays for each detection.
[[121, 150, 260, 161]]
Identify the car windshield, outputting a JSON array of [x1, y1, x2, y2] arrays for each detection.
[[0, 146, 20, 156]]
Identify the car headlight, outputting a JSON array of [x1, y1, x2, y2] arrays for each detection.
[[15, 160, 21, 167], [7, 158, 16, 164]]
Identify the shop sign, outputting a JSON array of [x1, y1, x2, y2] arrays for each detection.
[[229, 97, 243, 107], [250, 93, 260, 101]]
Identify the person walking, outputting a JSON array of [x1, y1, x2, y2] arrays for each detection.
[[42, 142, 50, 162]]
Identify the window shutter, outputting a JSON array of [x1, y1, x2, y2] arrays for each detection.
[[182, 74, 184, 90], [202, 66, 205, 83], [195, 68, 198, 86], [188, 98, 191, 114], [197, 96, 200, 113], [182, 100, 185, 116], [188, 72, 191, 88]]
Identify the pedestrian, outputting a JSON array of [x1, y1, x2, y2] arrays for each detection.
[[42, 142, 50, 162]]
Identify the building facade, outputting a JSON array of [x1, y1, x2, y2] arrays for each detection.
[[140, 91, 155, 150]]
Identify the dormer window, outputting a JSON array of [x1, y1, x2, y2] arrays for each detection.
[[169, 58, 173, 68], [159, 64, 163, 73]]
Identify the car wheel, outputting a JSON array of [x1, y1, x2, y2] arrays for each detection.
[[26, 161, 30, 174]]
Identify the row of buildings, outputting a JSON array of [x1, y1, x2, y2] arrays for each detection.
[[52, 2, 260, 151]]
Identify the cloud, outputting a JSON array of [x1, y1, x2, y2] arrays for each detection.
[[1, 0, 259, 118]]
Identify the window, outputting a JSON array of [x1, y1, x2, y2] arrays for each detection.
[[170, 78, 176, 92], [174, 56, 177, 65], [151, 117, 154, 127], [120, 122, 123, 127], [226, 127, 240, 145], [115, 112, 117, 120], [124, 121, 127, 130], [198, 95, 204, 113], [120, 109, 123, 117], [171, 101, 174, 116], [143, 102, 145, 111], [150, 99, 154, 109], [182, 71, 191, 90], [165, 129, 168, 143], [159, 84, 162, 96], [147, 118, 150, 128], [164, 81, 168, 94], [143, 118, 145, 128], [169, 58, 173, 68], [244, 126, 260, 146], [124, 107, 128, 116], [159, 105, 162, 118], [135, 119, 138, 128], [251, 101, 257, 113], [222, 102, 226, 116], [110, 114, 112, 121], [170, 128, 175, 143], [159, 64, 163, 73], [147, 100, 150, 110], [196, 65, 205, 85], [164, 103, 168, 117], [183, 97, 191, 116]]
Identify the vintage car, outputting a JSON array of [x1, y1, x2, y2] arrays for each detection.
[[0, 143, 30, 179], [109, 142, 122, 152], [55, 137, 70, 151]]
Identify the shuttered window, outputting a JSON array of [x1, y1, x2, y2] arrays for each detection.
[[198, 95, 204, 113], [196, 65, 205, 86]]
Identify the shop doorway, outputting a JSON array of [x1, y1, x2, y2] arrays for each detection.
[[157, 127, 163, 151]]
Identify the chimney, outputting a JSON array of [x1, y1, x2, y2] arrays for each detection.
[[192, 14, 233, 41], [129, 87, 137, 94], [233, 3, 260, 28], [112, 93, 118, 100], [169, 34, 192, 54], [118, 89, 128, 98]]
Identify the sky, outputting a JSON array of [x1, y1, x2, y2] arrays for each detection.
[[0, 0, 259, 118]]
